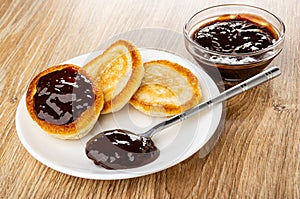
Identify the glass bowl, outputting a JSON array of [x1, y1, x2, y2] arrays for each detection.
[[183, 4, 285, 85]]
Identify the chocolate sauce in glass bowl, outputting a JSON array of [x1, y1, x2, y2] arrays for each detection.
[[33, 67, 95, 125], [193, 18, 276, 53], [85, 129, 160, 170], [187, 13, 282, 85]]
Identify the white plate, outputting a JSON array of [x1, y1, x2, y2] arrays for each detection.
[[16, 49, 222, 180]]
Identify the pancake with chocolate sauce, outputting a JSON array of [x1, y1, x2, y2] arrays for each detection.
[[26, 64, 104, 139]]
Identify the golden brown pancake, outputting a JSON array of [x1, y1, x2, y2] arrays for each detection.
[[130, 60, 201, 117], [82, 40, 144, 114]]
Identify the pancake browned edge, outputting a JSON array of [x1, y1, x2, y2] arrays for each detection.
[[82, 40, 144, 114], [26, 64, 104, 139], [130, 60, 202, 117]]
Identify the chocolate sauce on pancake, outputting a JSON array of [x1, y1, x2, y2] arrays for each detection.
[[85, 129, 160, 169], [33, 67, 95, 125]]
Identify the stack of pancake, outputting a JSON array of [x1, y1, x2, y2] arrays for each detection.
[[26, 40, 201, 139]]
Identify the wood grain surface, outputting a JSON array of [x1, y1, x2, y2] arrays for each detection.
[[0, 0, 299, 198]]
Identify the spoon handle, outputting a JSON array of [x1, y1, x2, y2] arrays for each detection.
[[142, 66, 281, 138]]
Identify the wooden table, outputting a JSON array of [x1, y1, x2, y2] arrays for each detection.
[[1, 0, 299, 198]]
